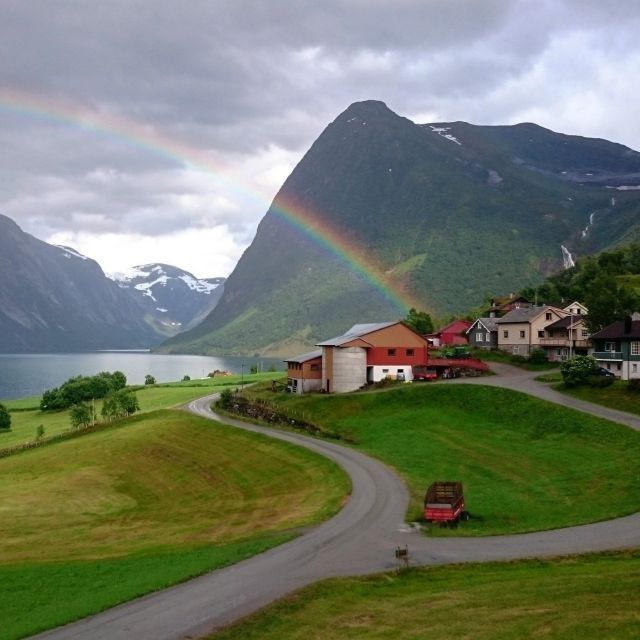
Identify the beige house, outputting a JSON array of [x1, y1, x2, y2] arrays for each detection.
[[539, 314, 590, 361], [496, 306, 568, 355]]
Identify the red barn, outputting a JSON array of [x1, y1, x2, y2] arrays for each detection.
[[426, 319, 473, 347]]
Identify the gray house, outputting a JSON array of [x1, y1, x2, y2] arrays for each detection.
[[467, 317, 498, 349], [590, 316, 640, 380]]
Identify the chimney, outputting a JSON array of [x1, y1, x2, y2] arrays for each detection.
[[624, 315, 632, 334]]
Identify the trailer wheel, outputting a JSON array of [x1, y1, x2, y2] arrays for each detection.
[[461, 511, 470, 522]]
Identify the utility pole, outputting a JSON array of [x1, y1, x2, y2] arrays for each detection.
[[241, 363, 245, 391]]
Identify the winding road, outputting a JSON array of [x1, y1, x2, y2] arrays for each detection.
[[35, 366, 640, 640]]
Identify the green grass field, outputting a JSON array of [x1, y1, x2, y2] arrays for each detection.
[[552, 380, 640, 416], [209, 550, 640, 640], [0, 372, 278, 450], [241, 382, 640, 534], [0, 403, 347, 639]]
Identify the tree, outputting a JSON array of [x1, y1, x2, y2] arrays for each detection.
[[0, 403, 11, 431], [70, 402, 93, 428], [182, 375, 191, 381], [144, 374, 156, 385], [102, 390, 139, 420], [110, 371, 127, 390], [560, 355, 601, 387], [404, 308, 434, 335], [584, 273, 639, 333]]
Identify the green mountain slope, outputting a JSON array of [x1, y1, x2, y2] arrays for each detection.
[[160, 100, 640, 356]]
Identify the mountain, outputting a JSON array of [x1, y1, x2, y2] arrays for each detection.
[[0, 214, 226, 352], [108, 265, 225, 336], [159, 100, 640, 356]]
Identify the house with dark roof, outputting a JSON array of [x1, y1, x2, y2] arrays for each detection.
[[590, 315, 640, 379], [466, 317, 499, 350], [284, 350, 322, 394], [495, 306, 568, 355], [285, 321, 429, 394]]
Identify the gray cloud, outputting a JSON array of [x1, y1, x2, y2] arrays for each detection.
[[1, 0, 640, 276]]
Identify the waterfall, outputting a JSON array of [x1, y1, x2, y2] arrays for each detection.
[[561, 245, 575, 269], [581, 211, 597, 238]]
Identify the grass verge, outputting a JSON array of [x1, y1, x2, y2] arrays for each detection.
[[0, 534, 291, 640], [551, 380, 640, 416], [209, 550, 640, 640], [240, 382, 640, 534]]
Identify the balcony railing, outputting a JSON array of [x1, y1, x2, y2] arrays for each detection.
[[538, 338, 590, 348], [593, 351, 623, 360]]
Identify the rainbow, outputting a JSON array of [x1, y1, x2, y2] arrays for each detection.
[[0, 88, 416, 313]]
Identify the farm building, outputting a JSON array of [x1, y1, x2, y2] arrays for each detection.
[[284, 350, 322, 394], [285, 321, 429, 394]]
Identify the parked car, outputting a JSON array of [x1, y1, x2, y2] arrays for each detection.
[[596, 367, 616, 378]]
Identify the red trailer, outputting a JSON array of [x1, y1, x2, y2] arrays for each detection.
[[423, 482, 467, 523]]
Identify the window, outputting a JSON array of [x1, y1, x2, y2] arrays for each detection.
[[581, 329, 589, 338], [310, 364, 320, 371], [632, 342, 640, 356], [538, 330, 545, 338], [633, 364, 638, 373], [520, 330, 525, 338], [605, 342, 616, 352], [485, 332, 490, 342], [406, 349, 414, 356], [503, 330, 509, 339], [387, 349, 396, 356], [398, 369, 404, 373], [546, 312, 552, 321], [513, 346, 519, 353], [382, 368, 389, 374], [617, 363, 622, 371], [476, 332, 484, 342]]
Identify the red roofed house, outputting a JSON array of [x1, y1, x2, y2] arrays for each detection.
[[315, 321, 429, 393], [425, 319, 473, 348]]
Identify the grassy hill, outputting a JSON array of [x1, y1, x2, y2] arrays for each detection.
[[0, 398, 347, 639], [240, 382, 640, 534]]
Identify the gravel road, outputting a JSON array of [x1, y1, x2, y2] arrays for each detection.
[[34, 370, 640, 639]]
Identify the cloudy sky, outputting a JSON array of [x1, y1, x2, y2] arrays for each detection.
[[2, 0, 640, 278]]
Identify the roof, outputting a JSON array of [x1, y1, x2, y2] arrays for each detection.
[[545, 315, 585, 330], [438, 319, 473, 334], [315, 321, 398, 347], [467, 317, 499, 333], [283, 349, 322, 364], [591, 319, 640, 340], [496, 306, 562, 324]]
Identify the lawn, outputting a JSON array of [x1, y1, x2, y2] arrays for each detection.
[[0, 408, 348, 639], [0, 372, 278, 450], [210, 550, 640, 640], [552, 380, 640, 416], [241, 382, 640, 534]]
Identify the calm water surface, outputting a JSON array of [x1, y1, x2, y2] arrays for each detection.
[[0, 352, 283, 400]]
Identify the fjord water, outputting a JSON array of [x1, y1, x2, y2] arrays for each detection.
[[0, 352, 283, 400]]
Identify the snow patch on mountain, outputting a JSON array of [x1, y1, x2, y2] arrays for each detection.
[[56, 245, 90, 261], [179, 274, 220, 293]]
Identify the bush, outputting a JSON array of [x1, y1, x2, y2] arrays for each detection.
[[509, 354, 527, 365], [182, 375, 191, 381], [560, 355, 601, 387], [217, 388, 234, 410], [628, 379, 640, 392], [529, 348, 548, 364], [0, 403, 11, 431], [586, 375, 614, 388], [144, 374, 156, 385]]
